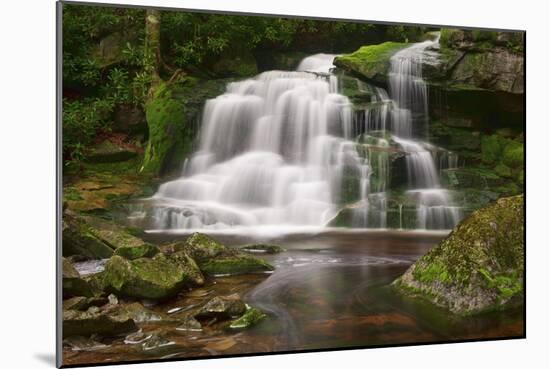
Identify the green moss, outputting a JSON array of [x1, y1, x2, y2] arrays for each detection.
[[494, 163, 512, 178], [413, 261, 451, 284], [333, 42, 408, 84], [502, 142, 524, 168]]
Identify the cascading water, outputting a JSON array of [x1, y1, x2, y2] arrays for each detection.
[[134, 36, 461, 232]]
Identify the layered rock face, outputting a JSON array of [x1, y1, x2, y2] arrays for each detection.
[[393, 195, 524, 315]]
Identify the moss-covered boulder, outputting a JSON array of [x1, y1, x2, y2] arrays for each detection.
[[62, 212, 115, 259], [63, 212, 159, 260], [62, 258, 96, 298], [228, 306, 267, 330], [63, 305, 138, 338], [333, 42, 408, 85], [98, 253, 204, 300], [169, 233, 274, 276], [393, 195, 524, 315]]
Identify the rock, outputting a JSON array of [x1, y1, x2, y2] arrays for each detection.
[[200, 255, 274, 276], [176, 316, 202, 332], [86, 140, 138, 164], [114, 243, 160, 260], [63, 212, 158, 261], [170, 233, 274, 276], [195, 294, 247, 320], [113, 104, 147, 135], [240, 244, 285, 254], [63, 336, 107, 351], [99, 253, 204, 299], [117, 302, 163, 323], [63, 296, 108, 311], [393, 195, 524, 315], [333, 42, 408, 85], [228, 307, 267, 330], [62, 258, 96, 298], [92, 31, 137, 68], [63, 305, 138, 338], [62, 212, 115, 259]]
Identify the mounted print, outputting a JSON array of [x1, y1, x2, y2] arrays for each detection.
[[57, 1, 525, 367]]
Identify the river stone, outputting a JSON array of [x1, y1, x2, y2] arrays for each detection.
[[393, 195, 524, 315], [63, 305, 138, 338], [63, 296, 109, 311], [199, 255, 274, 276], [114, 243, 160, 260], [62, 258, 96, 298], [195, 294, 247, 320], [175, 233, 226, 262], [99, 253, 204, 300], [228, 307, 267, 330]]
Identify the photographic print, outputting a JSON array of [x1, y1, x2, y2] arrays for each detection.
[[58, 1, 525, 366]]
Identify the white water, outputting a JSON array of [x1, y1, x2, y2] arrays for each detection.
[[137, 39, 461, 232]]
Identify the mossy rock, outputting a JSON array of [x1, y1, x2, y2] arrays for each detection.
[[62, 257, 97, 298], [63, 296, 109, 311], [228, 306, 267, 330], [63, 305, 137, 338], [200, 255, 274, 276], [195, 294, 247, 320], [114, 243, 160, 260], [168, 233, 274, 276], [62, 212, 114, 259], [212, 49, 258, 77], [99, 253, 204, 300], [393, 195, 524, 315], [333, 42, 408, 85]]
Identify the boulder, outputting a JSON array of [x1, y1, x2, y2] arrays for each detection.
[[63, 296, 108, 311], [195, 294, 247, 320], [62, 258, 96, 298], [62, 212, 114, 259], [170, 233, 274, 276], [393, 195, 524, 315], [333, 42, 408, 85], [98, 253, 204, 300]]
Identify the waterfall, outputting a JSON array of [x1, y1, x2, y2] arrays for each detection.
[[148, 55, 370, 230], [137, 43, 461, 232]]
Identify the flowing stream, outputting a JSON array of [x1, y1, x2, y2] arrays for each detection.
[[129, 38, 461, 232]]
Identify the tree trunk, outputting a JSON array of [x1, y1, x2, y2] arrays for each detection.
[[145, 9, 161, 96]]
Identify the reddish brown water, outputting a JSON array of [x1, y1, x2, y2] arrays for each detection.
[[63, 231, 524, 366]]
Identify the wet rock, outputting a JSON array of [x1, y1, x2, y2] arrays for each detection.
[[117, 302, 163, 323], [63, 305, 138, 338], [228, 307, 267, 330], [393, 195, 524, 315], [200, 256, 274, 276], [240, 244, 285, 254], [62, 258, 96, 298], [124, 330, 152, 344], [140, 332, 175, 352], [176, 316, 202, 332], [63, 296, 108, 311], [170, 233, 274, 276], [195, 294, 247, 320], [99, 253, 204, 300]]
